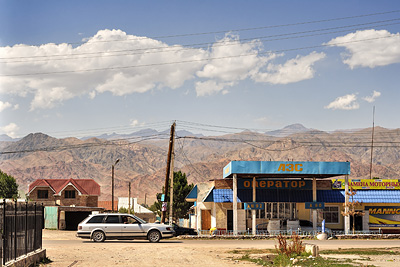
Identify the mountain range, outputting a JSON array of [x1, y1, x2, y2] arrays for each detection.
[[1, 124, 399, 204]]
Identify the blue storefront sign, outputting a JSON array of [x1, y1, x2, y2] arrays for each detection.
[[244, 202, 265, 210], [238, 179, 312, 190], [305, 202, 325, 209]]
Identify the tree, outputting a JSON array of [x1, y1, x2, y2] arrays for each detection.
[[341, 187, 365, 234], [0, 170, 19, 199], [149, 171, 194, 221]]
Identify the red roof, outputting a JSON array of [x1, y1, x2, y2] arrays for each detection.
[[28, 178, 100, 196]]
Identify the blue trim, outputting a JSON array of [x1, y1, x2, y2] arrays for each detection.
[[185, 185, 197, 201], [223, 161, 350, 178]]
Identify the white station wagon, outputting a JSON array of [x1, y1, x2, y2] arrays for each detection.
[[77, 213, 175, 243]]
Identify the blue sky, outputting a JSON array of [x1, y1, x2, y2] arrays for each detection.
[[0, 1, 399, 138]]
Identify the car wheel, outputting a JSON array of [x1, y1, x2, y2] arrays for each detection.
[[92, 230, 106, 242], [148, 230, 161, 243]]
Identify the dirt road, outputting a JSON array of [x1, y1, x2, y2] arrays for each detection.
[[42, 230, 400, 267]]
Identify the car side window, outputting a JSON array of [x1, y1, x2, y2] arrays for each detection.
[[105, 215, 120, 223], [87, 215, 106, 223], [122, 216, 139, 224]]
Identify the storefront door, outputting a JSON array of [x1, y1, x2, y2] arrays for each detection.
[[201, 209, 211, 230]]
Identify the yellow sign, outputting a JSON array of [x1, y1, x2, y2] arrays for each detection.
[[332, 179, 400, 190]]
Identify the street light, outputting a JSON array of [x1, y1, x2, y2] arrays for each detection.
[[111, 159, 120, 212]]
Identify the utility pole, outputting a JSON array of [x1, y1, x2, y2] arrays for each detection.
[[161, 122, 175, 223], [111, 159, 120, 212], [128, 182, 131, 214], [369, 106, 375, 179], [169, 132, 175, 225]]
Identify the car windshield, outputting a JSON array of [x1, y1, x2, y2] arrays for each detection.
[[132, 215, 147, 224]]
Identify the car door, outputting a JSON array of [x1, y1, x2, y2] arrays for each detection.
[[121, 215, 146, 238], [104, 215, 122, 238]]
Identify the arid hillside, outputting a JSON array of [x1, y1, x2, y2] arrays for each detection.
[[0, 126, 399, 203]]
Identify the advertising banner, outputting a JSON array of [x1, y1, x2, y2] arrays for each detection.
[[366, 206, 400, 227], [332, 179, 400, 190]]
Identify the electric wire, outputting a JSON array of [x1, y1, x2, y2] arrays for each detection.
[[2, 18, 400, 63], [6, 10, 399, 47], [1, 34, 397, 77]]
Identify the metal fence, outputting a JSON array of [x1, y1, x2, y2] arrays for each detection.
[[197, 229, 382, 237], [0, 200, 44, 266]]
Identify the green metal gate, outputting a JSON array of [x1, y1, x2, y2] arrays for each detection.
[[44, 206, 58, 229]]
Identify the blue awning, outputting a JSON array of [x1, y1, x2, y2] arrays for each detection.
[[223, 161, 350, 179], [206, 189, 400, 203], [318, 190, 400, 203]]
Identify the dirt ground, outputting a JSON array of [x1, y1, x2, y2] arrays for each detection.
[[42, 230, 400, 267], [42, 230, 254, 266]]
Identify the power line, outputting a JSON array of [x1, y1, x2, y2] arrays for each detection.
[[3, 18, 400, 63], [6, 10, 400, 47], [1, 34, 396, 77]]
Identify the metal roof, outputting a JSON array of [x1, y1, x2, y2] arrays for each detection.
[[223, 161, 350, 179], [204, 189, 400, 203]]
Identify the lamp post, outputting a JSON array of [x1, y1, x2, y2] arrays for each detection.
[[111, 159, 120, 212]]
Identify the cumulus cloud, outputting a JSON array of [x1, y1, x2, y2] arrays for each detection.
[[363, 90, 381, 103], [1, 29, 327, 106], [1, 123, 19, 138], [0, 29, 207, 109], [195, 80, 233, 96], [327, 29, 400, 69], [325, 94, 360, 110], [0, 101, 11, 112], [253, 52, 326, 84]]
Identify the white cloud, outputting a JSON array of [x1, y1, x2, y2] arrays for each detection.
[[325, 94, 359, 110], [0, 29, 327, 105], [130, 119, 139, 126], [1, 123, 19, 138], [327, 29, 400, 69], [254, 52, 326, 84], [0, 101, 11, 112], [197, 34, 272, 81], [0, 29, 207, 109], [195, 80, 234, 97], [363, 90, 381, 103], [13, 104, 19, 110]]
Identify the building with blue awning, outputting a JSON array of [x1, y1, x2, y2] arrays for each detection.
[[186, 160, 400, 235]]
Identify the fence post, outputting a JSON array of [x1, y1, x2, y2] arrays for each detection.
[[25, 201, 28, 256], [14, 201, 17, 261], [34, 202, 36, 250], [2, 199, 6, 266]]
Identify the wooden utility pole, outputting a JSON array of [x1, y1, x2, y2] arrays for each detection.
[[169, 133, 175, 225], [161, 122, 176, 223], [128, 182, 131, 214]]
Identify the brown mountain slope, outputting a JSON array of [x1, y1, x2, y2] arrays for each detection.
[[0, 127, 399, 203]]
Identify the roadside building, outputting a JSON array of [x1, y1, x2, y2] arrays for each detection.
[[186, 160, 400, 235], [27, 178, 103, 230]]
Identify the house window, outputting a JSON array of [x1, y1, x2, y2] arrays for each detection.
[[37, 190, 48, 199], [323, 206, 339, 223], [65, 190, 76, 199]]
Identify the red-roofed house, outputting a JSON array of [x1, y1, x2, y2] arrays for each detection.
[[27, 178, 100, 207]]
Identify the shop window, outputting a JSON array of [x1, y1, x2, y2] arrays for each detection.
[[323, 206, 339, 223], [65, 190, 76, 199], [37, 190, 48, 199]]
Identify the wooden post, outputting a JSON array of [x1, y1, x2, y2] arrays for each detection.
[[128, 182, 131, 214], [161, 122, 175, 223]]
